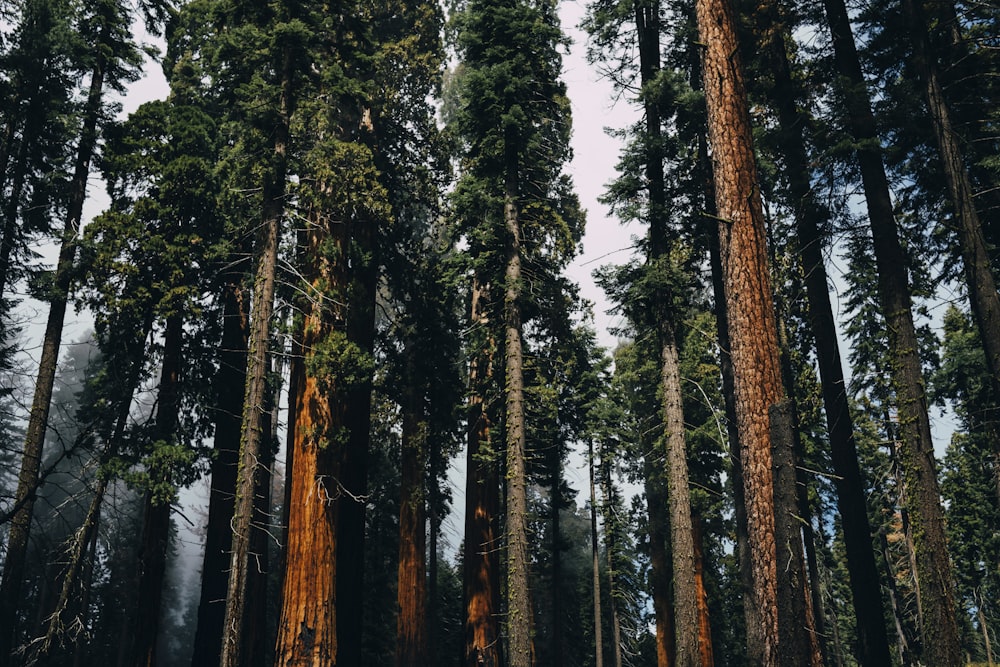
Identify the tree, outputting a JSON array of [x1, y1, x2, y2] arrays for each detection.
[[451, 0, 580, 664], [818, 0, 963, 660], [693, 0, 819, 659]]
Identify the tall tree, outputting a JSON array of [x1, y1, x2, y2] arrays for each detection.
[[819, 0, 963, 661], [694, 0, 818, 660], [0, 1, 150, 660], [452, 0, 580, 664]]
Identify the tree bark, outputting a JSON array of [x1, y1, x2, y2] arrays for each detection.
[[463, 279, 502, 667], [694, 0, 785, 658], [0, 44, 105, 666], [396, 348, 428, 667], [820, 0, 962, 661], [691, 519, 715, 667], [503, 135, 532, 667], [273, 221, 338, 666], [770, 401, 822, 667]]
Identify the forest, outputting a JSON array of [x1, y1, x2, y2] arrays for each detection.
[[0, 0, 998, 664]]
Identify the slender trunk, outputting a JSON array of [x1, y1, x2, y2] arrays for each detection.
[[396, 349, 428, 667], [644, 452, 675, 667], [976, 592, 994, 667], [770, 401, 822, 666], [550, 448, 563, 667], [29, 475, 108, 664], [879, 528, 916, 665], [463, 279, 502, 667], [695, 0, 785, 658], [0, 47, 105, 666], [220, 42, 288, 660], [131, 315, 184, 667], [903, 0, 1000, 487], [589, 440, 604, 667], [71, 501, 100, 667], [504, 134, 531, 667], [601, 467, 623, 667], [691, 519, 714, 667], [820, 0, 961, 661], [635, 2, 702, 661], [191, 281, 249, 667]]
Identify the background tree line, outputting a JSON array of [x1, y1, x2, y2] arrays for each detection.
[[0, 0, 997, 664]]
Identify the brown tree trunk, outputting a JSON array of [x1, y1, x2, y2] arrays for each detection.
[[589, 439, 604, 667], [754, 3, 894, 662], [660, 333, 701, 667], [273, 217, 339, 665], [191, 281, 249, 667], [820, 0, 962, 662], [694, 0, 786, 658], [692, 519, 715, 667], [600, 465, 623, 667], [220, 43, 289, 661], [644, 452, 675, 667], [503, 137, 532, 667], [463, 279, 502, 667], [396, 350, 428, 667], [0, 45, 105, 666]]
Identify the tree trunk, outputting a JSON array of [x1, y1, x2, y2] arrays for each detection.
[[463, 278, 502, 667], [820, 0, 962, 661], [131, 314, 184, 667], [589, 439, 604, 667], [191, 281, 249, 667], [504, 135, 532, 667], [770, 401, 822, 666], [335, 193, 377, 667], [700, 131, 752, 667], [754, 3, 897, 661], [550, 443, 563, 667], [903, 0, 1000, 490], [220, 43, 288, 660], [635, 2, 703, 661], [396, 349, 428, 667], [273, 220, 338, 666], [691, 519, 715, 667], [694, 0, 785, 658], [601, 465, 623, 667], [644, 452, 675, 667], [0, 45, 105, 666]]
